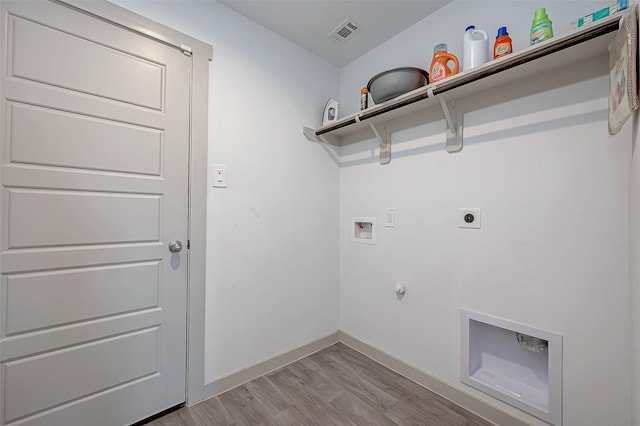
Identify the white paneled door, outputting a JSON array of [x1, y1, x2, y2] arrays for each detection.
[[0, 1, 191, 425]]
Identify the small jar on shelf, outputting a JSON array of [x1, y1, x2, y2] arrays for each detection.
[[360, 87, 368, 110]]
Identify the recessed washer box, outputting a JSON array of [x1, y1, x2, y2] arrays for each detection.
[[352, 217, 376, 244], [461, 309, 562, 425]]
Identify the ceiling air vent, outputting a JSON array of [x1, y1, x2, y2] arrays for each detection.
[[329, 18, 360, 44]]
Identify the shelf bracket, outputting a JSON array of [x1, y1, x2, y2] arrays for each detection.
[[440, 97, 463, 153], [368, 121, 390, 165], [438, 95, 462, 154], [427, 88, 463, 153]]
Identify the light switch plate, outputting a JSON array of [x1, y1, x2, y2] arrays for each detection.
[[212, 164, 227, 188], [385, 208, 396, 227], [459, 208, 481, 229]]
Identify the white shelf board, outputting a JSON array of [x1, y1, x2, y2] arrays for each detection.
[[305, 13, 622, 145]]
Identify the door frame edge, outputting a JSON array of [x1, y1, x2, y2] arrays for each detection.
[[185, 41, 211, 407]]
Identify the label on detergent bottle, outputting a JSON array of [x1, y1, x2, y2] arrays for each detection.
[[494, 42, 512, 58], [531, 23, 552, 44], [431, 62, 445, 82]]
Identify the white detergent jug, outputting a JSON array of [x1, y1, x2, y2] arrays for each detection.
[[463, 25, 489, 71]]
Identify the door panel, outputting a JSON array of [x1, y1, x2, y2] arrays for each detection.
[[5, 261, 160, 335], [9, 102, 163, 175], [7, 189, 161, 248], [4, 328, 159, 423], [1, 310, 163, 362], [11, 15, 164, 109], [0, 1, 190, 425]]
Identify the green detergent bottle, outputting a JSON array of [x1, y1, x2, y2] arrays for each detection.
[[530, 8, 553, 45]]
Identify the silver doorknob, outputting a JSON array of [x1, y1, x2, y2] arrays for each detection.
[[168, 240, 183, 253]]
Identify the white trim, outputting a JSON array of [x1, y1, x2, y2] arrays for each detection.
[[203, 332, 340, 399], [338, 331, 532, 426], [53, 0, 212, 406], [52, 0, 212, 60], [185, 36, 210, 406], [201, 329, 531, 426]]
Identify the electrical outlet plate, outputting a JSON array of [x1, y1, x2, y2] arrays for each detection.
[[212, 164, 227, 188], [459, 208, 481, 229]]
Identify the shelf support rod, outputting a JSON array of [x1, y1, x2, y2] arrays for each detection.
[[439, 96, 456, 137], [368, 121, 391, 165]]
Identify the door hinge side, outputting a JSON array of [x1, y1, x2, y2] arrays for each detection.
[[187, 240, 191, 249]]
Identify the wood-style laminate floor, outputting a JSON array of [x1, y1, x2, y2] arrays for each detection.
[[145, 343, 494, 426]]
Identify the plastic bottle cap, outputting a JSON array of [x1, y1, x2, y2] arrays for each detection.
[[496, 26, 509, 38], [433, 43, 447, 53], [465, 25, 475, 31], [534, 8, 548, 20], [361, 87, 368, 94]]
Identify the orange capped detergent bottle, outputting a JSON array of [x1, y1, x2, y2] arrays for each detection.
[[429, 43, 459, 82], [494, 27, 513, 59]]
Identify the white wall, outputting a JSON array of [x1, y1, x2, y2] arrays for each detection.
[[339, 2, 632, 425], [109, 1, 636, 424], [112, 0, 341, 384]]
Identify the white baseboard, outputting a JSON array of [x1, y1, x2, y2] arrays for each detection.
[[202, 330, 530, 426], [203, 331, 340, 400], [338, 331, 531, 426]]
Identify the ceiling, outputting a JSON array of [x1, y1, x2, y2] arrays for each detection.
[[218, 0, 452, 67]]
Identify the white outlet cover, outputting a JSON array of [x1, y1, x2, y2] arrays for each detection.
[[459, 208, 481, 229], [212, 164, 227, 188]]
